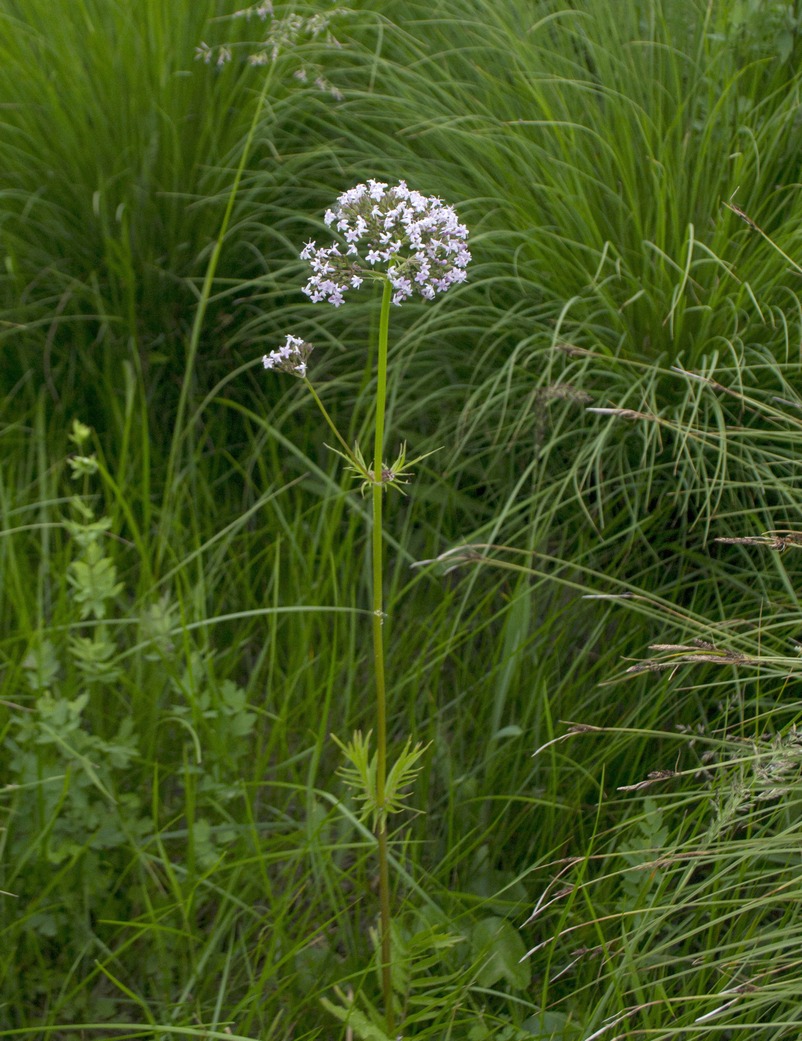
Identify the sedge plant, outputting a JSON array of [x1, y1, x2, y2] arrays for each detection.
[[260, 178, 470, 1034]]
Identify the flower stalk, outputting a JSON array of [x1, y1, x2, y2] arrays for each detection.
[[371, 278, 394, 1030]]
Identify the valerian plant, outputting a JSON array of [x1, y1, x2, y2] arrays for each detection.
[[261, 179, 470, 1035]]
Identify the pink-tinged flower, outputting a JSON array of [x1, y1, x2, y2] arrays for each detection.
[[262, 334, 313, 378], [300, 180, 471, 306]]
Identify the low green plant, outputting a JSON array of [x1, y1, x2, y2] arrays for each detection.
[[1, 420, 148, 1023]]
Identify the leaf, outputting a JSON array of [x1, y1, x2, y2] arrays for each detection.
[[67, 543, 123, 619], [333, 729, 428, 828], [492, 725, 523, 740], [22, 639, 60, 692], [295, 941, 333, 992], [68, 419, 92, 448], [777, 30, 794, 64], [464, 845, 528, 912], [69, 632, 122, 684], [320, 987, 392, 1041], [471, 915, 531, 990], [522, 1010, 581, 1039]]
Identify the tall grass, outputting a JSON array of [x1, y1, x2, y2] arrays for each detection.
[[2, 0, 802, 1037]]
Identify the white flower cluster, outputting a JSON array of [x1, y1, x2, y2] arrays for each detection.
[[301, 180, 471, 306], [195, 41, 232, 66], [196, 4, 348, 97], [233, 1, 273, 18], [262, 334, 313, 378]]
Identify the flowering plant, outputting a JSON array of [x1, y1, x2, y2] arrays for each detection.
[[260, 181, 469, 1034]]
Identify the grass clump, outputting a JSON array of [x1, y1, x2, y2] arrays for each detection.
[[3, 0, 802, 1037]]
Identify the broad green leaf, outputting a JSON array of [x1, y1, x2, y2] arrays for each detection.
[[471, 915, 531, 990]]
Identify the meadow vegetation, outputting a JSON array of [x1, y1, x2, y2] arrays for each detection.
[[3, 0, 802, 1037]]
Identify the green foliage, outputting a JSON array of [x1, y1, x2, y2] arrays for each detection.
[[724, 0, 802, 69], [334, 729, 428, 828], [3, 0, 802, 1037], [321, 988, 394, 1041], [470, 915, 531, 990], [2, 428, 147, 1019], [616, 796, 668, 911], [6, 685, 144, 881]]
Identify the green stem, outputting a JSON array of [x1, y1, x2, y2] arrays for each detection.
[[305, 379, 360, 468], [371, 278, 394, 1035]]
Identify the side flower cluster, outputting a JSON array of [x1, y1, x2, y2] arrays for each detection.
[[262, 335, 313, 378], [301, 180, 471, 306]]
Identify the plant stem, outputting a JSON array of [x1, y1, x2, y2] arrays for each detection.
[[305, 378, 361, 467], [371, 278, 395, 1035]]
